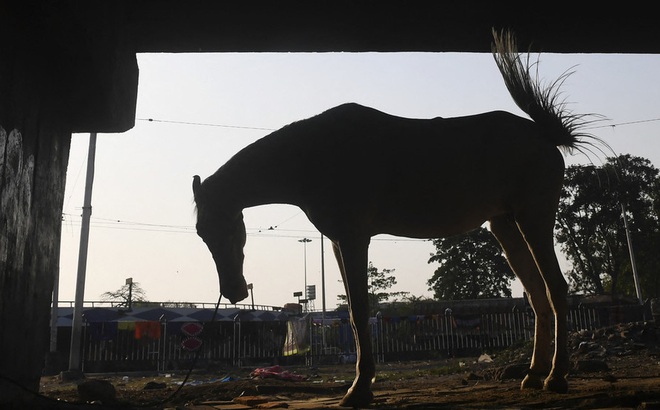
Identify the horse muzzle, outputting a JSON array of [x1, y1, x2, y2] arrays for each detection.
[[220, 276, 249, 304]]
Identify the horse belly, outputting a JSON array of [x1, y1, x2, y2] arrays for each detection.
[[368, 160, 542, 238], [373, 199, 505, 239]]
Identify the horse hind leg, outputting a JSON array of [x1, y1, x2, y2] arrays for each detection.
[[514, 211, 570, 393], [489, 215, 554, 390], [331, 238, 376, 407]]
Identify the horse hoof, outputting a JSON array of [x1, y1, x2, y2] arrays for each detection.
[[520, 374, 544, 390], [339, 390, 374, 408], [543, 375, 568, 393]]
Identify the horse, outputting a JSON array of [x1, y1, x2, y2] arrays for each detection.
[[192, 31, 597, 407]]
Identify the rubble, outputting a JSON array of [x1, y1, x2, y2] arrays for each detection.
[[481, 321, 660, 382], [77, 379, 116, 404]]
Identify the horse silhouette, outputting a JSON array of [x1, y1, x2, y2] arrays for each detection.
[[193, 31, 598, 407]]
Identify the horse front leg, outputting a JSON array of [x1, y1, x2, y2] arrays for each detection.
[[332, 238, 375, 408]]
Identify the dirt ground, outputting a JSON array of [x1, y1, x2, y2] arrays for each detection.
[[37, 321, 660, 409]]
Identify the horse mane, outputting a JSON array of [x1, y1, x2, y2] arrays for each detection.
[[492, 29, 607, 158]]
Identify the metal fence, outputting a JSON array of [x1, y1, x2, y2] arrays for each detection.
[[381, 307, 601, 361], [80, 320, 288, 372], [76, 306, 605, 372]]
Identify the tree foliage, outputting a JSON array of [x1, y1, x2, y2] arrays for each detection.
[[427, 227, 515, 300], [337, 262, 409, 315], [556, 154, 660, 297], [100, 281, 148, 307]]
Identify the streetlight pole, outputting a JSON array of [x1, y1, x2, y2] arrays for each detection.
[[320, 234, 326, 352], [247, 283, 255, 310], [298, 238, 312, 301], [126, 277, 133, 310], [320, 235, 326, 315]]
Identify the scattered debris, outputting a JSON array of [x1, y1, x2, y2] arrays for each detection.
[[77, 379, 116, 404], [478, 353, 493, 363], [143, 381, 167, 390], [233, 395, 276, 406], [572, 359, 609, 373], [251, 365, 306, 382]]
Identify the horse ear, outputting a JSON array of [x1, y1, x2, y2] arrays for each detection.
[[192, 175, 203, 202]]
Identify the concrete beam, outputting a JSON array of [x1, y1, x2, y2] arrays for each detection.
[[1, 2, 138, 133], [125, 1, 660, 54]]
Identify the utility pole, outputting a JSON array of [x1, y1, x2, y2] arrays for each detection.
[[621, 202, 644, 305], [64, 132, 97, 379]]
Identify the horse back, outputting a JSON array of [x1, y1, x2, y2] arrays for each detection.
[[272, 104, 564, 236]]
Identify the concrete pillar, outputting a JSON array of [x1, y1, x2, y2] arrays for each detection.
[[0, 3, 137, 405], [0, 123, 71, 404]]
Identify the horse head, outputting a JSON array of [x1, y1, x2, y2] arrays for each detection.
[[193, 175, 249, 304]]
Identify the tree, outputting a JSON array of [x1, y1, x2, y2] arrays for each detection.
[[556, 154, 660, 297], [337, 262, 409, 315], [427, 227, 515, 300], [101, 281, 148, 308]]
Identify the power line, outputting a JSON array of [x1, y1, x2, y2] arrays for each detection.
[[60, 213, 427, 242], [138, 115, 660, 133], [586, 117, 660, 130], [89, 215, 193, 230], [137, 117, 276, 132]]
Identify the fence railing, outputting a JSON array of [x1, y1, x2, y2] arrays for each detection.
[[74, 307, 607, 372], [55, 300, 281, 311]]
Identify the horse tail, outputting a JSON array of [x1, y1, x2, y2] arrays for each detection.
[[491, 30, 601, 155]]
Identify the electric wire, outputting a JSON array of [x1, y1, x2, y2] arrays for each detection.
[[130, 114, 656, 170], [136, 115, 660, 134], [137, 117, 276, 132], [59, 213, 426, 242], [585, 117, 660, 130]]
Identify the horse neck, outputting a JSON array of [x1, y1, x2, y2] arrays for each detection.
[[205, 158, 304, 211]]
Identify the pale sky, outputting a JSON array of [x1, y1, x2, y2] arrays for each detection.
[[57, 52, 660, 310]]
